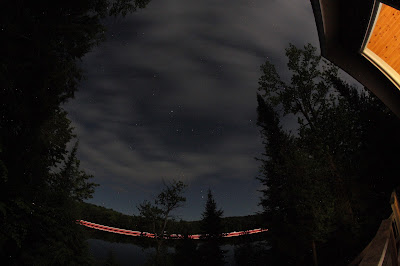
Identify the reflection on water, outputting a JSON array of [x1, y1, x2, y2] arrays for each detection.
[[88, 239, 237, 265], [88, 239, 154, 265]]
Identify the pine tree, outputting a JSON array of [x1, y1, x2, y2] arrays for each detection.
[[200, 189, 224, 240], [198, 190, 226, 265]]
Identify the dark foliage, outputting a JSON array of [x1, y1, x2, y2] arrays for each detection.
[[200, 189, 224, 239], [136, 180, 187, 237], [198, 189, 226, 265], [256, 43, 400, 265], [0, 0, 150, 263]]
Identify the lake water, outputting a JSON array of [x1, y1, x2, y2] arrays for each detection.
[[88, 239, 237, 265]]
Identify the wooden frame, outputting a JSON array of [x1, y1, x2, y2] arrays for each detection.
[[361, 1, 400, 90], [310, 0, 400, 118]]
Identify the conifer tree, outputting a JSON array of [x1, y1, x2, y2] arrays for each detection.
[[198, 189, 226, 265], [200, 189, 224, 240]]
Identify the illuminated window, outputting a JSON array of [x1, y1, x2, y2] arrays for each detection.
[[361, 2, 400, 89]]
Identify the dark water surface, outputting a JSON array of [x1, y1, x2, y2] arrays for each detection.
[[88, 239, 154, 265], [88, 239, 237, 265]]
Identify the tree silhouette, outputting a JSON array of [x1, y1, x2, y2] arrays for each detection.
[[0, 0, 151, 263], [198, 189, 226, 265], [137, 179, 187, 264], [137, 180, 187, 238], [256, 43, 400, 265], [200, 189, 224, 239]]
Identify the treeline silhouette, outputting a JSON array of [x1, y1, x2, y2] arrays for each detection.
[[78, 192, 269, 266], [0, 0, 150, 264], [77, 201, 266, 239]]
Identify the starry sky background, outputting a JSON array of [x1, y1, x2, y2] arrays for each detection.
[[63, 0, 357, 221]]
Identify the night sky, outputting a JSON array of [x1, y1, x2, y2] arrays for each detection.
[[63, 0, 334, 221]]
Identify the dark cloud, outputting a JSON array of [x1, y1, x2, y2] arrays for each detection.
[[64, 0, 323, 220]]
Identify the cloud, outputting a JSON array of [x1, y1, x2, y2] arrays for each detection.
[[64, 0, 323, 217], [70, 111, 261, 186]]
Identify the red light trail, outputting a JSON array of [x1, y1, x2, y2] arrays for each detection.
[[76, 220, 268, 239]]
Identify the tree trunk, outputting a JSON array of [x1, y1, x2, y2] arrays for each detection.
[[312, 240, 318, 266], [160, 209, 170, 237]]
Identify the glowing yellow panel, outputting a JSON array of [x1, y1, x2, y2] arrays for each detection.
[[362, 3, 400, 89]]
